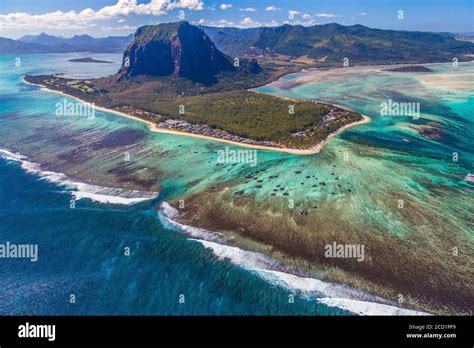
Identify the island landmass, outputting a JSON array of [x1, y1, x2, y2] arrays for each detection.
[[69, 57, 114, 63], [385, 65, 433, 72]]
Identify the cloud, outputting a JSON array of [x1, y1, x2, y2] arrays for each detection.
[[239, 8, 256, 12], [197, 18, 236, 27], [288, 11, 319, 20], [0, 0, 204, 30], [283, 19, 318, 27], [288, 12, 342, 21], [354, 12, 367, 16], [288, 10, 301, 19], [239, 17, 280, 28], [265, 6, 281, 11], [240, 17, 260, 27], [101, 24, 138, 31], [198, 17, 278, 29], [264, 20, 280, 27], [219, 3, 233, 10], [314, 13, 342, 18]]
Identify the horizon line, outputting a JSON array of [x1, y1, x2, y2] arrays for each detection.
[[2, 20, 471, 40]]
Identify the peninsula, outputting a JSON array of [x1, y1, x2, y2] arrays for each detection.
[[24, 21, 364, 153], [25, 20, 474, 152]]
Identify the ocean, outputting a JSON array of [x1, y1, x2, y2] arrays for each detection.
[[0, 53, 471, 315]]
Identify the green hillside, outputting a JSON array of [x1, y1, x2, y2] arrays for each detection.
[[203, 23, 474, 65]]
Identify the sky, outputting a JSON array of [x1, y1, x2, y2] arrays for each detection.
[[0, 0, 473, 39]]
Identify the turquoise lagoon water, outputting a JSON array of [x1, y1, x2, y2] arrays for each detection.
[[0, 54, 472, 315], [0, 54, 351, 315]]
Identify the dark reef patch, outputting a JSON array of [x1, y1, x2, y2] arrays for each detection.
[[90, 129, 147, 149]]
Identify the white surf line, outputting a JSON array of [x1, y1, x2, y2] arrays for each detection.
[[193, 239, 429, 316], [0, 148, 159, 205], [159, 202, 429, 316]]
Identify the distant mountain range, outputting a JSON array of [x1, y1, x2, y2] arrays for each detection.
[[0, 37, 48, 54], [202, 23, 474, 64], [0, 33, 133, 54], [7, 22, 474, 66]]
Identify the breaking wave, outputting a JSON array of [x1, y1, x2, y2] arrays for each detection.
[[0, 148, 159, 205], [160, 201, 429, 316]]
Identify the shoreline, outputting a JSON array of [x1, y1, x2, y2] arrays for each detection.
[[24, 79, 371, 156], [32, 59, 461, 156]]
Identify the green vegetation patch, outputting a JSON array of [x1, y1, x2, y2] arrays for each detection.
[[149, 91, 329, 141]]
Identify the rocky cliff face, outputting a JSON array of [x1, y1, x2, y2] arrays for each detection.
[[119, 21, 238, 83]]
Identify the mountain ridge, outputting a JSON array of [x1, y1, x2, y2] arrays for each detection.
[[118, 21, 239, 83], [0, 33, 134, 54], [201, 23, 474, 64], [3, 22, 474, 66]]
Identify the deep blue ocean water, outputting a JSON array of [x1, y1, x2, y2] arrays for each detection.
[[0, 157, 348, 315], [0, 53, 354, 315]]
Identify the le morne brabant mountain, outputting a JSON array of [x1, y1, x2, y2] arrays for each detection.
[[23, 21, 474, 150], [118, 22, 235, 83]]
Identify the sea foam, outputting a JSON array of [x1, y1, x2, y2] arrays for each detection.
[[160, 202, 429, 316], [0, 148, 159, 205], [465, 173, 474, 183], [159, 202, 227, 243]]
